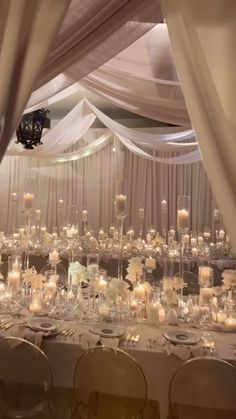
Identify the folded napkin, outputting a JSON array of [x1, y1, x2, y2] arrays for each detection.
[[81, 332, 119, 350], [158, 336, 204, 361]]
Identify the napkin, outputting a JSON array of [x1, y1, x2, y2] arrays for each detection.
[[81, 332, 119, 350], [158, 336, 204, 361]]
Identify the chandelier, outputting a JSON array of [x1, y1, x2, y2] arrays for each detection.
[[16, 109, 50, 149]]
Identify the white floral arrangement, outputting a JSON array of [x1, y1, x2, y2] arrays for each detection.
[[106, 278, 129, 302], [126, 257, 144, 283], [68, 261, 88, 286], [23, 267, 46, 289], [222, 269, 236, 289]]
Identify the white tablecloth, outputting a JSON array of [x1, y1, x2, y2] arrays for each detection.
[[2, 321, 236, 419]]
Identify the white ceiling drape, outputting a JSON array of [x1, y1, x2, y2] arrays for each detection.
[[161, 0, 236, 251], [26, 24, 190, 127], [7, 99, 200, 164], [0, 0, 71, 162], [27, 0, 163, 111]]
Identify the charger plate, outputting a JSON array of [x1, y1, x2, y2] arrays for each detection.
[[164, 330, 200, 345]]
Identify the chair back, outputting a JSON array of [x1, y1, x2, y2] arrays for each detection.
[[0, 337, 53, 418], [169, 357, 236, 419], [73, 346, 147, 419], [182, 271, 199, 294]]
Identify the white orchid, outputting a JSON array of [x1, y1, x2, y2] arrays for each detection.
[[69, 261, 88, 285], [126, 257, 144, 283], [106, 278, 129, 302], [222, 269, 236, 289]]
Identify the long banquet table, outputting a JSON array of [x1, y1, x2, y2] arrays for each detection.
[[1, 320, 236, 419]]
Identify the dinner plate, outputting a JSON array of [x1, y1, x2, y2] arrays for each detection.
[[164, 330, 200, 345], [90, 325, 124, 338], [28, 317, 61, 332]]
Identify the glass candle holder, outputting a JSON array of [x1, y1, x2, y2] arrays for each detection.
[[115, 180, 127, 218], [8, 254, 22, 273], [198, 266, 213, 286], [177, 195, 191, 232]]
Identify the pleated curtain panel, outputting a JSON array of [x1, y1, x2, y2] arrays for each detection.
[[160, 0, 236, 252]]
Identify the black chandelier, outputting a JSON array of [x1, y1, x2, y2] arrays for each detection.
[[16, 108, 50, 149]]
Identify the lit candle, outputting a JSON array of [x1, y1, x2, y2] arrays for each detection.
[[200, 287, 213, 304], [98, 229, 105, 241], [199, 266, 212, 283], [109, 226, 115, 237], [23, 193, 34, 211], [0, 232, 4, 241], [225, 317, 236, 331], [214, 209, 220, 218], [85, 231, 92, 239], [19, 228, 24, 236], [161, 200, 167, 211], [13, 233, 19, 239], [219, 229, 225, 240], [177, 209, 189, 230], [204, 232, 211, 239], [198, 235, 204, 244], [115, 194, 127, 216], [49, 250, 59, 262], [192, 247, 198, 257], [82, 209, 88, 222], [58, 199, 64, 208], [11, 192, 17, 202], [147, 303, 160, 326], [29, 303, 42, 313], [191, 237, 197, 247], [145, 257, 156, 269], [40, 226, 46, 235], [97, 278, 107, 292], [138, 208, 144, 218], [133, 284, 145, 299], [8, 271, 20, 290], [126, 228, 134, 241]]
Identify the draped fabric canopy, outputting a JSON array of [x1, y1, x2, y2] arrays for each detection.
[[26, 24, 190, 127], [7, 98, 201, 164], [27, 0, 163, 111], [161, 0, 236, 251]]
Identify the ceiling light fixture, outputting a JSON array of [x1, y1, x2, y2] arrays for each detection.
[[16, 108, 50, 149]]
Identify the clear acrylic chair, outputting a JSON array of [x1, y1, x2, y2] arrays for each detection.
[[0, 337, 53, 418], [169, 357, 236, 419], [72, 346, 147, 419]]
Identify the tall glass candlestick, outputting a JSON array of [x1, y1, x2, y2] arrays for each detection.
[[82, 209, 88, 236], [177, 196, 191, 279], [57, 199, 65, 231], [138, 202, 145, 239], [115, 180, 127, 281], [213, 208, 220, 243], [11, 192, 18, 233], [161, 199, 168, 243]]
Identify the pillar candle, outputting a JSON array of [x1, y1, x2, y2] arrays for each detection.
[[133, 284, 145, 299], [23, 193, 34, 210], [138, 208, 144, 218], [82, 210, 88, 222], [8, 271, 20, 290], [200, 287, 213, 304], [115, 194, 127, 215], [177, 209, 189, 229], [161, 200, 167, 211], [224, 317, 236, 331]]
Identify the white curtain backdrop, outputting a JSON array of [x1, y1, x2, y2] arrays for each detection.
[[161, 0, 236, 252], [0, 128, 216, 236]]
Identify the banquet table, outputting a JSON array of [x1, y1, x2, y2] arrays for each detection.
[[1, 320, 236, 419]]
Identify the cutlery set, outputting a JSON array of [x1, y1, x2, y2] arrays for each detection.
[[0, 321, 14, 331], [60, 328, 76, 337], [146, 338, 157, 349], [124, 333, 140, 347]]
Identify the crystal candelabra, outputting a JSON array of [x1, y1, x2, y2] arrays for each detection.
[[115, 180, 127, 281], [177, 195, 191, 279]]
